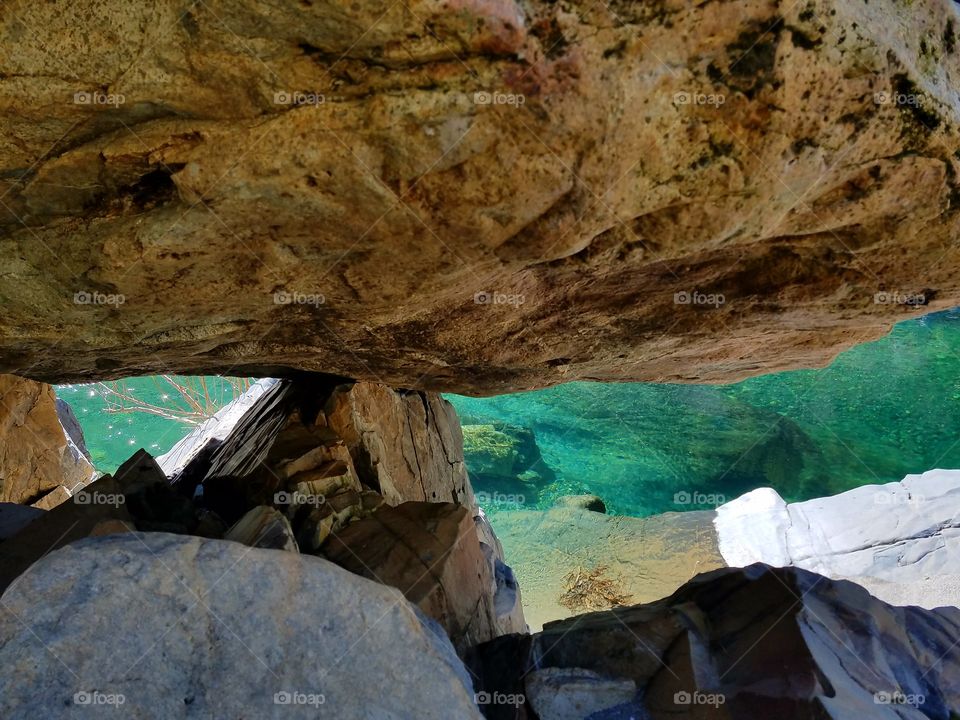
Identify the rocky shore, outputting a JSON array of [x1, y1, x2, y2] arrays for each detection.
[[2, 376, 959, 718]]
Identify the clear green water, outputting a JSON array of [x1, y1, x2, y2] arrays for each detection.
[[448, 308, 960, 516], [56, 377, 247, 473], [58, 310, 960, 516]]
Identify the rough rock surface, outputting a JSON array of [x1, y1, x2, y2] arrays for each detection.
[[0, 532, 482, 719], [715, 469, 960, 609], [224, 505, 298, 552], [468, 564, 960, 720], [324, 501, 516, 653], [325, 383, 474, 506], [172, 378, 473, 515], [0, 473, 132, 593], [2, 1, 960, 392], [157, 377, 280, 477], [0, 374, 95, 506]]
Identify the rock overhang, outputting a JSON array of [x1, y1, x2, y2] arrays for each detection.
[[1, 0, 959, 393]]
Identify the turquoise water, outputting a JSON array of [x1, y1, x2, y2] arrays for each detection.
[[58, 310, 960, 516], [56, 377, 250, 473], [448, 309, 960, 516]]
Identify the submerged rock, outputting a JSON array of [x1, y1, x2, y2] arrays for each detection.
[[553, 494, 606, 514], [0, 533, 482, 719], [462, 422, 555, 496], [468, 565, 960, 719]]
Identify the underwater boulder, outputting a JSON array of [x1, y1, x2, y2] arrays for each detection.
[[462, 423, 556, 497]]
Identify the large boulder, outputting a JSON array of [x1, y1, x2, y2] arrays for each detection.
[[323, 501, 525, 653], [171, 378, 473, 516], [0, 374, 95, 507], [714, 469, 960, 610], [325, 383, 474, 507], [2, 1, 960, 392], [0, 473, 132, 593], [467, 564, 960, 719], [461, 422, 555, 497], [0, 532, 483, 719]]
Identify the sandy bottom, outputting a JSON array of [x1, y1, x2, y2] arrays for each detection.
[[488, 507, 725, 630]]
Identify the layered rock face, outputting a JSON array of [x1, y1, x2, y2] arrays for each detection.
[[0, 533, 483, 720], [0, 377, 525, 651], [468, 564, 960, 720], [0, 374, 95, 507], [2, 0, 960, 392]]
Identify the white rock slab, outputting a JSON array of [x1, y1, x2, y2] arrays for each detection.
[[157, 378, 279, 477], [714, 469, 960, 609]]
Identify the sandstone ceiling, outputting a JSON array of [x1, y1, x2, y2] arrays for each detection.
[[1, 0, 959, 394]]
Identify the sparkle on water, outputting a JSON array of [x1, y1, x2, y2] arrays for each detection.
[[59, 309, 960, 516]]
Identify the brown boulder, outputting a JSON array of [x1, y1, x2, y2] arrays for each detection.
[[1, 2, 959, 392], [224, 505, 298, 552], [324, 383, 474, 507], [324, 501, 517, 653], [0, 375, 95, 507]]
